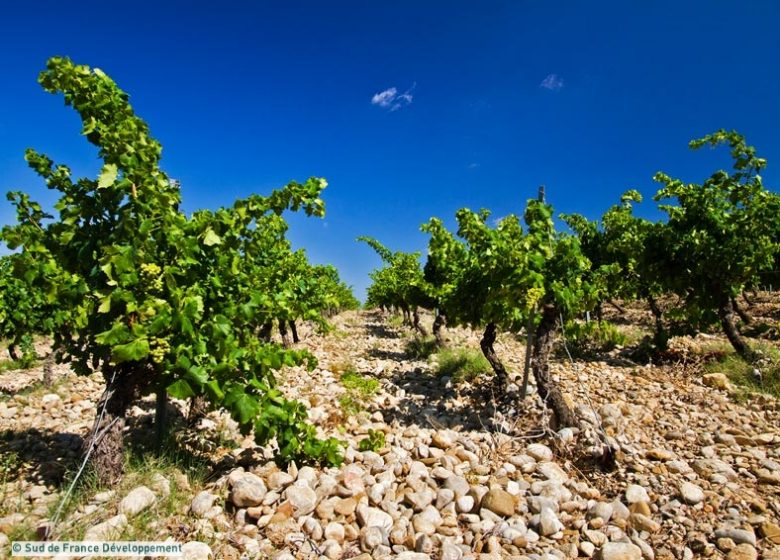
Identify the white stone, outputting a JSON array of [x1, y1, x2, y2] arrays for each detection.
[[190, 491, 217, 517], [267, 471, 294, 490], [412, 505, 442, 535], [360, 526, 385, 551], [230, 472, 267, 507], [537, 462, 569, 484], [181, 542, 212, 560], [119, 486, 156, 518], [356, 505, 393, 532], [679, 481, 705, 505], [579, 541, 596, 557], [284, 484, 317, 517], [324, 522, 345, 542], [538, 507, 564, 536], [444, 475, 470, 497], [625, 484, 649, 504], [527, 443, 554, 462], [456, 495, 475, 513], [600, 542, 642, 560], [84, 514, 127, 540]]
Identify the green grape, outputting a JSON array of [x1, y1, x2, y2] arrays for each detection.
[[149, 338, 170, 364]]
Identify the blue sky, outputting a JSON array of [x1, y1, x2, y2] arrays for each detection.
[[1, 1, 779, 300]]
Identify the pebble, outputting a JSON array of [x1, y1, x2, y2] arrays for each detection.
[[625, 484, 650, 504], [481, 488, 515, 517], [600, 542, 643, 560], [190, 491, 218, 517], [181, 541, 212, 560], [714, 528, 756, 546], [356, 505, 393, 532], [679, 481, 705, 505], [538, 507, 563, 536], [527, 443, 554, 462], [229, 472, 267, 507], [84, 514, 127, 540], [118, 486, 156, 518], [727, 544, 758, 560], [283, 484, 317, 517]]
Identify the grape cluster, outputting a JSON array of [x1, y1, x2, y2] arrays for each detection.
[[140, 263, 164, 293], [149, 337, 170, 364], [523, 286, 545, 311]]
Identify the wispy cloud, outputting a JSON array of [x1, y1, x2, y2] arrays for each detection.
[[371, 83, 415, 111], [467, 162, 480, 170], [540, 73, 564, 91]]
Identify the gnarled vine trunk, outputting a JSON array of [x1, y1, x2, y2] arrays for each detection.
[[479, 323, 508, 392], [289, 320, 300, 344], [7, 344, 18, 361], [731, 296, 753, 325], [647, 296, 668, 350], [82, 364, 150, 486], [607, 299, 626, 314], [187, 394, 209, 427], [258, 322, 273, 343], [412, 308, 428, 336], [531, 305, 576, 429], [432, 313, 447, 347], [278, 319, 292, 348], [718, 299, 754, 361], [42, 353, 56, 387], [155, 389, 168, 449]]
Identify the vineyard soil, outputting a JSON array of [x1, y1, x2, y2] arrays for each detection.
[[0, 304, 779, 559]]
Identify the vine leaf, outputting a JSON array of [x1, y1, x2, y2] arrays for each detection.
[[97, 163, 118, 189]]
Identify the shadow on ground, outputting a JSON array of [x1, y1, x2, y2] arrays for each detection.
[[365, 347, 409, 362], [0, 428, 82, 487], [377, 367, 547, 434]]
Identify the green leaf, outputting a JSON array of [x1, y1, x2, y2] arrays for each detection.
[[226, 389, 260, 424], [97, 163, 118, 189], [202, 228, 222, 246], [112, 338, 150, 362], [186, 366, 208, 387], [167, 379, 195, 399], [95, 322, 131, 345], [205, 380, 225, 401], [82, 116, 97, 135]]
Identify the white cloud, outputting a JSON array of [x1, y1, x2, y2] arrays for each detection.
[[540, 73, 564, 91], [371, 87, 398, 108], [371, 84, 415, 111]]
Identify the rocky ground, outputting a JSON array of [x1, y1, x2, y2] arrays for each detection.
[[0, 308, 779, 560]]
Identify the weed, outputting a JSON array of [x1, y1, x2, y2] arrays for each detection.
[[340, 370, 379, 397], [404, 336, 438, 360], [358, 429, 386, 452], [7, 519, 36, 542], [387, 314, 404, 329], [0, 356, 38, 374], [434, 348, 490, 383], [338, 394, 364, 417], [705, 341, 780, 399], [49, 442, 211, 541], [562, 320, 626, 356], [0, 450, 23, 516], [329, 329, 350, 340]]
